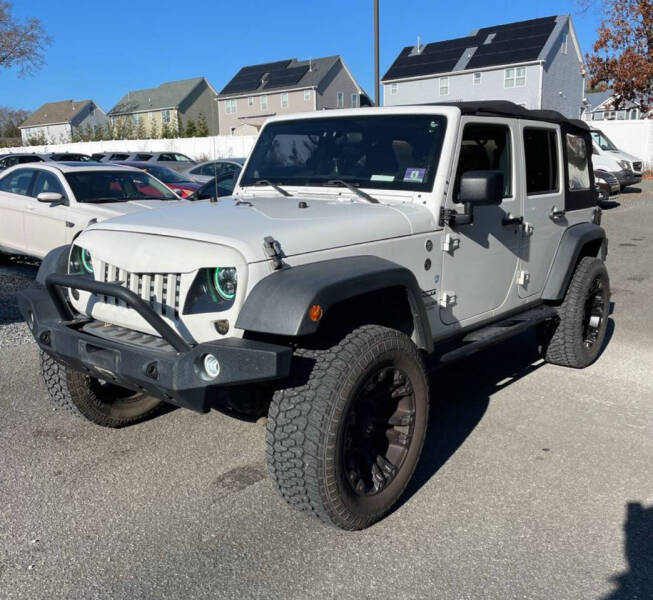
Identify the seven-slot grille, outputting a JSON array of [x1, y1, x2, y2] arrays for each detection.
[[632, 161, 642, 172], [95, 260, 182, 320]]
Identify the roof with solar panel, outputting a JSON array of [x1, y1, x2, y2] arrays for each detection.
[[218, 56, 342, 98], [383, 15, 574, 82]]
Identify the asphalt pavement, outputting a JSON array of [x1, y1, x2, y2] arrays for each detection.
[[0, 184, 652, 600]]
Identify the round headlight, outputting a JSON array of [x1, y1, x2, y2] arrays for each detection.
[[213, 267, 237, 300], [70, 246, 93, 275], [80, 248, 93, 274]]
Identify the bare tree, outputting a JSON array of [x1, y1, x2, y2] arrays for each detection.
[[585, 0, 653, 110], [0, 1, 51, 76]]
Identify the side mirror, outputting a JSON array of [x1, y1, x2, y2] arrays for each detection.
[[37, 192, 65, 206], [459, 170, 504, 206]]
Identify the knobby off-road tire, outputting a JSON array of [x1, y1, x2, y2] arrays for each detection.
[[266, 325, 429, 530], [543, 256, 610, 368], [40, 351, 163, 427]]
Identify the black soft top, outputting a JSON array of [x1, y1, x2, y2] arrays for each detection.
[[426, 101, 588, 133]]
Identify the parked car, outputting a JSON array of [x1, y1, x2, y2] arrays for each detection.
[[102, 151, 197, 172], [182, 158, 245, 183], [21, 102, 610, 530], [0, 153, 47, 171], [91, 152, 107, 161], [114, 161, 201, 198], [187, 170, 240, 200], [0, 162, 183, 259], [594, 168, 620, 197], [590, 128, 642, 190], [47, 152, 93, 162]]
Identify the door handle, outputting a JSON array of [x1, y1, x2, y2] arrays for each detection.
[[549, 206, 566, 220], [502, 215, 523, 226], [65, 221, 75, 228]]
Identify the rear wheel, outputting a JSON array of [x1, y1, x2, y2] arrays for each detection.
[[266, 325, 429, 530], [40, 351, 163, 427], [543, 257, 610, 368]]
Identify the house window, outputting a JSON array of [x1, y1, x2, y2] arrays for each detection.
[[561, 33, 568, 54], [523, 128, 558, 194], [473, 72, 481, 85], [162, 110, 171, 124], [260, 95, 268, 110], [439, 77, 449, 96], [629, 109, 639, 120], [304, 89, 311, 101], [336, 92, 344, 108], [351, 93, 358, 107], [225, 99, 237, 115], [504, 67, 526, 88], [281, 92, 288, 108], [248, 97, 254, 107], [390, 83, 398, 95], [566, 134, 590, 190]]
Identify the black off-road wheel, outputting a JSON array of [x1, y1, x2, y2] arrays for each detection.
[[542, 256, 610, 368], [40, 351, 163, 427], [266, 325, 429, 530]]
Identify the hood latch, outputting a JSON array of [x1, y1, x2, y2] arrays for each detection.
[[263, 236, 285, 270]]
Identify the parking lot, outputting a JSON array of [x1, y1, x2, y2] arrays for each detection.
[[0, 184, 651, 600]]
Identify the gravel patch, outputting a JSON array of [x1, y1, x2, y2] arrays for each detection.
[[0, 256, 40, 348]]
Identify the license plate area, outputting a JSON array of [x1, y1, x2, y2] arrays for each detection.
[[79, 341, 119, 374]]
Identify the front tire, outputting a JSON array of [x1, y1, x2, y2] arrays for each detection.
[[266, 325, 429, 530], [40, 351, 163, 427], [543, 256, 610, 368]]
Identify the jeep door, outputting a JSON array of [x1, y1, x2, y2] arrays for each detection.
[[517, 123, 566, 298], [439, 118, 522, 325], [0, 167, 36, 253], [24, 170, 70, 258]]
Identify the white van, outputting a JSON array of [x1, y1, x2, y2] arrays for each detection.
[[590, 128, 642, 190]]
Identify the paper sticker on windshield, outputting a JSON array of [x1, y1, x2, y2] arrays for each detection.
[[371, 174, 394, 182], [404, 168, 425, 183]]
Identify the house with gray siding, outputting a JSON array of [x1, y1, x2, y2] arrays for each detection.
[[217, 56, 370, 135], [382, 15, 585, 118], [582, 88, 650, 122], [20, 99, 107, 144], [108, 77, 220, 137]]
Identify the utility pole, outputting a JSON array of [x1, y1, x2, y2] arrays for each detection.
[[373, 0, 379, 106]]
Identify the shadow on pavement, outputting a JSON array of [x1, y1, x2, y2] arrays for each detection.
[[602, 502, 653, 599], [0, 255, 40, 326], [398, 330, 546, 509]]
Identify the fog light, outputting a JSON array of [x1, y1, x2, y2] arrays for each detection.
[[71, 288, 79, 300], [215, 319, 229, 335], [203, 353, 220, 379]]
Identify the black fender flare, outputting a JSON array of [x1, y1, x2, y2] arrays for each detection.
[[235, 255, 433, 352], [36, 245, 71, 286], [542, 224, 607, 301]]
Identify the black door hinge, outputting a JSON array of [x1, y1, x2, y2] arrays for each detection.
[[263, 236, 285, 270]]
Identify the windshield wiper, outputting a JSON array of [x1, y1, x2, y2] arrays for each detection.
[[322, 179, 379, 204], [252, 179, 293, 197]]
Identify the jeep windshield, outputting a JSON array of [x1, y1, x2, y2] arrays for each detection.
[[240, 114, 447, 193], [65, 170, 178, 203]]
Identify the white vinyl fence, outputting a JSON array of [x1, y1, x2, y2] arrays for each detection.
[[2, 135, 258, 161], [589, 120, 653, 171]]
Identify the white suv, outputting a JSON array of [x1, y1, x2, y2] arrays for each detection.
[[19, 102, 610, 530], [0, 162, 184, 259]]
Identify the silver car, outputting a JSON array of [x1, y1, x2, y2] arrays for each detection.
[[102, 151, 197, 172], [182, 158, 245, 183]]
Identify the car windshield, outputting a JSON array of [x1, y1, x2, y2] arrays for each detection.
[[141, 164, 188, 183], [196, 171, 239, 199], [239, 114, 447, 192], [591, 131, 618, 152], [65, 170, 178, 203]]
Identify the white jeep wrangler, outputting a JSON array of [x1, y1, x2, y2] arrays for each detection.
[[19, 102, 610, 530]]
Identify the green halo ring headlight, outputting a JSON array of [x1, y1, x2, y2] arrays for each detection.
[[80, 248, 93, 274], [212, 267, 237, 301]]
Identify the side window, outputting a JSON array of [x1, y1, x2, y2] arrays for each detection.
[[158, 153, 174, 161], [566, 134, 590, 190], [523, 128, 559, 195], [455, 123, 512, 199], [201, 163, 222, 176], [32, 171, 65, 197], [174, 153, 191, 162], [0, 168, 35, 196]]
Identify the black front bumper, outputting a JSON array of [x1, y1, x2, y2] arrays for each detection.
[[17, 274, 292, 413], [614, 169, 641, 187]]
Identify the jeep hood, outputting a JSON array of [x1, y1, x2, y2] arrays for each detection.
[[86, 196, 436, 263]]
